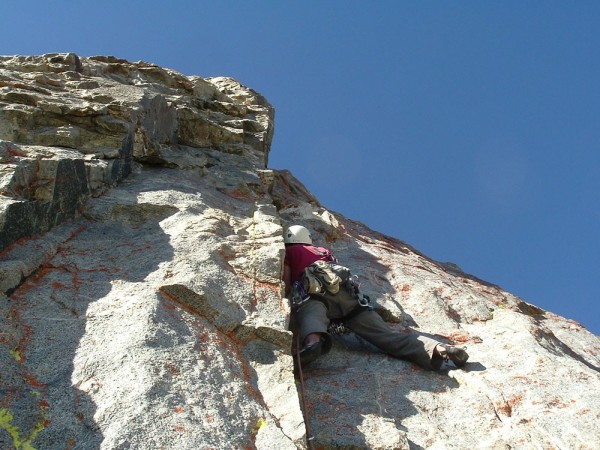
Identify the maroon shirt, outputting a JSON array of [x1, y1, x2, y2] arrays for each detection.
[[284, 244, 335, 283]]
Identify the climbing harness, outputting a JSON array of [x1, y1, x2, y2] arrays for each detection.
[[293, 269, 375, 334], [328, 291, 374, 335]]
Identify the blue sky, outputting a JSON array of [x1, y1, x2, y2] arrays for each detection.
[[4, 2, 599, 335]]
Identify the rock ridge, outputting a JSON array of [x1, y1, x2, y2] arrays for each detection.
[[1, 53, 273, 250], [1, 54, 599, 450]]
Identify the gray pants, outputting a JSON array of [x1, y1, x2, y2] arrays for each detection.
[[294, 293, 440, 370]]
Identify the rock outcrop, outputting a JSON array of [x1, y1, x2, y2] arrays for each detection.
[[1, 54, 599, 450]]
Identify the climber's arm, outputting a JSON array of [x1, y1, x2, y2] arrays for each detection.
[[283, 263, 292, 297]]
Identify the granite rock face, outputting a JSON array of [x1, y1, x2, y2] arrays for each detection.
[[0, 53, 273, 250], [1, 54, 599, 450]]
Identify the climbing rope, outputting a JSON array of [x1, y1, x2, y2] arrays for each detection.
[[289, 281, 316, 449], [295, 332, 315, 450]]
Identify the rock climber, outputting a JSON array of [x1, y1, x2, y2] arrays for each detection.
[[282, 224, 469, 371]]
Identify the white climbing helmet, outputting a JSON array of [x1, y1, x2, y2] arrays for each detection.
[[284, 225, 313, 245]]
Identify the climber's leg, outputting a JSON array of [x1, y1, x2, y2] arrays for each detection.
[[345, 310, 439, 370]]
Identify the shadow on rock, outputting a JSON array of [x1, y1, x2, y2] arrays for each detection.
[[0, 186, 176, 448], [300, 335, 460, 449]]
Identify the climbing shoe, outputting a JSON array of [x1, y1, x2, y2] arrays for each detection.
[[297, 340, 323, 367], [432, 344, 469, 370]]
